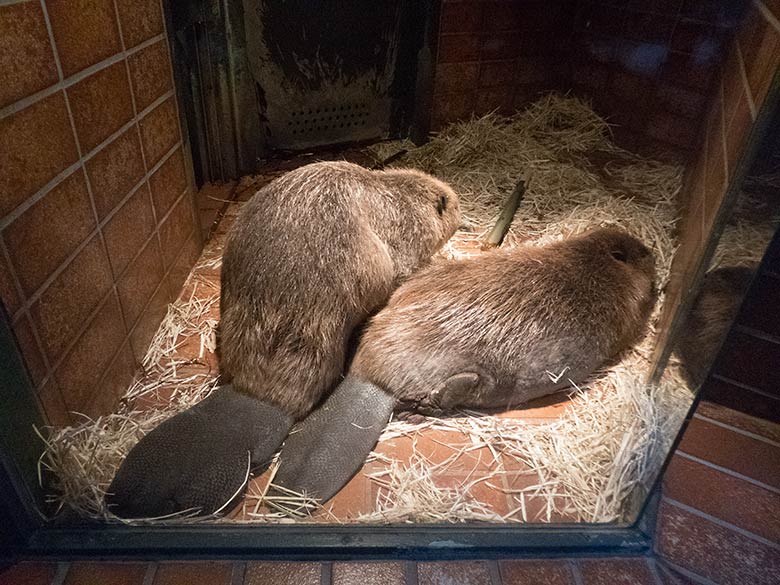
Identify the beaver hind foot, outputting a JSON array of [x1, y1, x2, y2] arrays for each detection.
[[269, 376, 395, 509], [106, 386, 292, 518]]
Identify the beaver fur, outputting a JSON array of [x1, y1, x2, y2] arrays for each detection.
[[351, 227, 657, 410], [218, 161, 461, 417], [271, 228, 657, 503], [106, 161, 460, 517]]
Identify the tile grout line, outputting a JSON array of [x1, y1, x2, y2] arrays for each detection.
[[663, 497, 780, 549], [719, 73, 729, 182], [692, 412, 780, 447], [734, 39, 757, 120], [404, 560, 419, 585], [96, 0, 144, 344], [710, 373, 780, 400], [231, 561, 247, 585], [142, 562, 158, 585], [17, 182, 186, 395], [38, 0, 63, 81], [35, 285, 121, 404], [0, 88, 175, 233], [85, 218, 196, 411], [674, 450, 780, 494], [487, 559, 502, 585], [0, 231, 52, 390], [123, 237, 176, 344], [645, 557, 664, 585], [40, 0, 117, 407], [700, 92, 710, 240], [161, 1, 188, 285], [107, 233, 164, 344], [0, 233, 54, 397], [320, 561, 332, 585], [0, 33, 165, 121], [51, 561, 69, 585], [567, 560, 584, 585], [0, 234, 27, 319], [158, 0, 189, 181], [112, 0, 161, 275], [732, 321, 780, 344], [9, 141, 183, 325], [656, 559, 718, 585], [755, 0, 780, 34]]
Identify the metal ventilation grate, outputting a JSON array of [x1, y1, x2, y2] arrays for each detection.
[[286, 103, 372, 136]]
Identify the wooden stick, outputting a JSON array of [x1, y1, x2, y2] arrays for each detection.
[[482, 174, 529, 249], [370, 149, 408, 170]]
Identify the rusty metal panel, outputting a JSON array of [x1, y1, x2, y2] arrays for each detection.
[[243, 0, 404, 149]]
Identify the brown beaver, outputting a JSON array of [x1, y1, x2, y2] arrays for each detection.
[[271, 228, 657, 504], [674, 265, 756, 389], [106, 161, 461, 518]]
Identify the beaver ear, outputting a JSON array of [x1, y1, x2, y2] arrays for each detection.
[[436, 195, 447, 216], [610, 249, 628, 263]]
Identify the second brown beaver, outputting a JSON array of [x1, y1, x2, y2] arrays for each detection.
[[271, 228, 657, 505]]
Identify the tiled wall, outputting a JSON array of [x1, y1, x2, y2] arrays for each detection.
[[650, 0, 780, 376], [431, 0, 569, 130], [430, 0, 745, 156], [0, 0, 202, 425], [655, 230, 780, 584], [569, 0, 745, 154]]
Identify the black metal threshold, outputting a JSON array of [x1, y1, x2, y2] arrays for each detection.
[[12, 522, 651, 561]]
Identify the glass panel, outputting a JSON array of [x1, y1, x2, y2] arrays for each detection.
[[1, 0, 776, 538]]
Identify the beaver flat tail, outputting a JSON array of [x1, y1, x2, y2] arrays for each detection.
[[106, 385, 293, 518], [269, 376, 396, 509]]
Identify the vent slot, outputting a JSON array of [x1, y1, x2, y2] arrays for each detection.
[[286, 103, 372, 136]]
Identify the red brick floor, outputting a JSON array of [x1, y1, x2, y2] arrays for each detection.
[[1, 557, 675, 585]]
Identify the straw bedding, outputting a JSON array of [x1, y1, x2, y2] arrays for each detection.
[[41, 94, 703, 524]]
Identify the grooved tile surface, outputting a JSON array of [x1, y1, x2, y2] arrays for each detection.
[[0, 92, 79, 216], [67, 62, 134, 153], [116, 0, 164, 48], [158, 194, 195, 269], [46, 0, 122, 77], [578, 558, 657, 585], [656, 500, 780, 585], [139, 97, 179, 166], [12, 312, 47, 386], [128, 40, 172, 111], [332, 562, 405, 585], [663, 454, 780, 542], [55, 292, 127, 411], [4, 170, 95, 297], [0, 562, 57, 585], [63, 562, 146, 585], [0, 2, 58, 108], [31, 235, 114, 361], [103, 184, 156, 278], [153, 562, 233, 585], [677, 416, 780, 489], [418, 561, 492, 585], [117, 236, 165, 327], [85, 126, 146, 221], [149, 147, 187, 219], [500, 560, 574, 584], [244, 562, 321, 585]]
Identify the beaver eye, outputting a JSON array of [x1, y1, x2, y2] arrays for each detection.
[[611, 249, 627, 263], [436, 195, 447, 216]]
